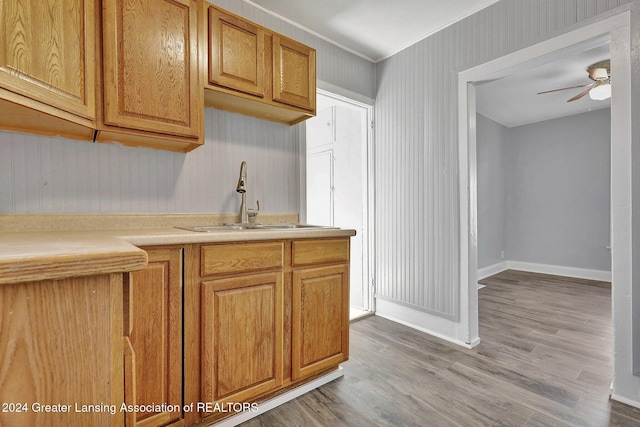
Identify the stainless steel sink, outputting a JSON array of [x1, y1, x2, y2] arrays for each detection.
[[175, 223, 335, 232], [254, 224, 336, 229], [175, 224, 256, 232]]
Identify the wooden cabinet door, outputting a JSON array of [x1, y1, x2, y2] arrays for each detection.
[[0, 0, 96, 119], [201, 272, 284, 414], [124, 248, 183, 427], [102, 0, 200, 138], [272, 35, 315, 111], [208, 6, 265, 97], [292, 264, 349, 380], [0, 275, 123, 427]]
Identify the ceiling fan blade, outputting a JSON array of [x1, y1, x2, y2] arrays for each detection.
[[537, 83, 593, 95], [566, 88, 592, 102]]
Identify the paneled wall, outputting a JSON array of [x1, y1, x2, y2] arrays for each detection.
[[0, 109, 299, 214], [374, 0, 632, 321]]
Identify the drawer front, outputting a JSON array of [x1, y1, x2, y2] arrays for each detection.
[[201, 242, 284, 276], [292, 239, 349, 266]]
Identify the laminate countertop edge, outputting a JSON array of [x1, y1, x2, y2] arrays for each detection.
[[0, 227, 356, 285]]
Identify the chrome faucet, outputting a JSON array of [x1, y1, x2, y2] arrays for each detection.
[[236, 161, 259, 224]]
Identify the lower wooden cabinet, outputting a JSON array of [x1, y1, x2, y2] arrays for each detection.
[[185, 237, 350, 425], [292, 264, 349, 380], [0, 274, 124, 427], [200, 272, 284, 413], [124, 247, 183, 427], [0, 237, 350, 427]]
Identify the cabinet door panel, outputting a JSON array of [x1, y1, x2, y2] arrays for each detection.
[[102, 0, 200, 137], [0, 0, 96, 119], [208, 7, 265, 97], [292, 264, 349, 380], [125, 248, 183, 426], [272, 35, 315, 111], [201, 273, 283, 413]]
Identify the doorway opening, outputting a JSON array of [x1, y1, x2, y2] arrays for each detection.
[[304, 90, 373, 320], [457, 10, 635, 402], [475, 36, 612, 283]]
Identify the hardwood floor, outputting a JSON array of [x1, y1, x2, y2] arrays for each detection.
[[240, 270, 640, 426]]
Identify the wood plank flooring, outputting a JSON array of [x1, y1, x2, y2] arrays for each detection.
[[240, 270, 640, 426]]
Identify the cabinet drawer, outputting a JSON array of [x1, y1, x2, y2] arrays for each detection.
[[292, 239, 349, 266], [201, 242, 284, 276]]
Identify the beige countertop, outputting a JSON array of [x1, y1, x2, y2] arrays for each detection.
[[0, 214, 356, 285]]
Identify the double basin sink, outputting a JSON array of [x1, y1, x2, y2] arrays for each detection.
[[176, 223, 336, 232]]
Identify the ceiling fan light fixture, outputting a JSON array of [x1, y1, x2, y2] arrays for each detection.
[[590, 67, 609, 80], [589, 82, 611, 100]]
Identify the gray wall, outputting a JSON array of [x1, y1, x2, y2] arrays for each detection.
[[477, 110, 611, 272], [506, 109, 611, 271], [0, 0, 375, 215], [476, 114, 508, 269]]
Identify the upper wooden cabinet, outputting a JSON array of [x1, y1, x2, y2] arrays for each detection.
[[0, 0, 96, 120], [204, 4, 316, 125], [0, 0, 97, 140], [0, 0, 203, 152], [273, 35, 316, 111], [208, 7, 265, 97], [101, 0, 202, 145], [0, 0, 317, 151]]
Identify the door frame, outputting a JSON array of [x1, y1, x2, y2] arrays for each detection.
[[457, 10, 632, 350], [301, 88, 375, 313]]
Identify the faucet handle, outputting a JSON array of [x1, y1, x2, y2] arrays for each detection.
[[248, 200, 260, 218]]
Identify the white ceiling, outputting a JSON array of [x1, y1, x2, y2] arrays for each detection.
[[245, 0, 501, 62], [245, 0, 612, 127], [476, 40, 611, 128]]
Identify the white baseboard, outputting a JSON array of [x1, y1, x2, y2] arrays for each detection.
[[477, 260, 611, 282], [477, 261, 509, 280], [209, 368, 344, 427], [610, 393, 640, 410], [375, 299, 479, 349]]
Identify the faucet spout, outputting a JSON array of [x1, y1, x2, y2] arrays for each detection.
[[236, 161, 247, 193], [237, 161, 249, 223]]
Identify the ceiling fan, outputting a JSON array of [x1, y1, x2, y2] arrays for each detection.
[[537, 60, 611, 102]]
